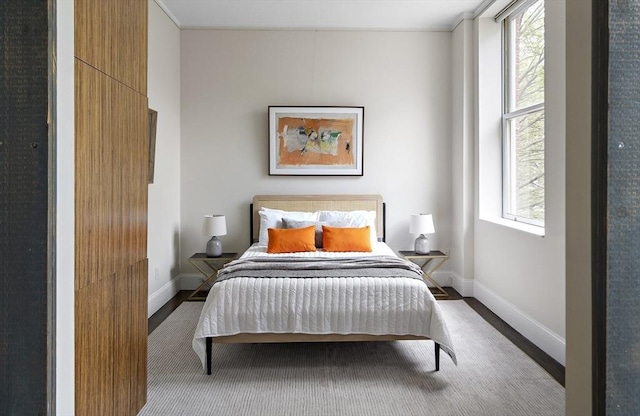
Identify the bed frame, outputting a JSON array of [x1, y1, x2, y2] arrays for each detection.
[[205, 194, 440, 374], [249, 194, 386, 244]]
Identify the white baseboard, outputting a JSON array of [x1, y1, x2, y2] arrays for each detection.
[[430, 271, 474, 297], [148, 277, 181, 318], [450, 271, 474, 297], [474, 280, 566, 366]]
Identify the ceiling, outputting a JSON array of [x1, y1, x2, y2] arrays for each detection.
[[156, 0, 493, 31]]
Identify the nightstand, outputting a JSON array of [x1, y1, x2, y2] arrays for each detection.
[[399, 250, 450, 299], [187, 252, 237, 301]]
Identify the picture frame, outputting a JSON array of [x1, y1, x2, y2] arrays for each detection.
[[269, 106, 364, 176], [148, 108, 158, 184]]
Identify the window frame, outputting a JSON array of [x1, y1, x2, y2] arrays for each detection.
[[501, 0, 545, 228]]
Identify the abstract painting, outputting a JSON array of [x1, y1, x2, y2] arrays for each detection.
[[269, 106, 364, 176]]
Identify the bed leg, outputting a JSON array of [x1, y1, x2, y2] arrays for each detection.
[[206, 337, 212, 375], [434, 342, 440, 371]]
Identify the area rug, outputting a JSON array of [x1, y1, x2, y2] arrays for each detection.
[[138, 301, 564, 416]]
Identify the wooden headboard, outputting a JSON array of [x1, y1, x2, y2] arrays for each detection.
[[250, 194, 385, 244]]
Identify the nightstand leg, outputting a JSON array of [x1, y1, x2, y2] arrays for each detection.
[[187, 275, 217, 301], [206, 337, 212, 375], [424, 274, 448, 298], [187, 261, 221, 301], [187, 253, 238, 301], [421, 258, 449, 299]]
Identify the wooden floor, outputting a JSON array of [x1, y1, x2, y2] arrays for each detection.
[[148, 287, 565, 387]]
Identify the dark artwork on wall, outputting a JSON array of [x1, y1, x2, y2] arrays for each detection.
[[148, 108, 158, 184]]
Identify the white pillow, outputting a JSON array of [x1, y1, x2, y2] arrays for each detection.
[[258, 207, 317, 245], [316, 210, 378, 246]]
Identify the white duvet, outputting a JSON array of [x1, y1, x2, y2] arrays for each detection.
[[192, 243, 456, 368]]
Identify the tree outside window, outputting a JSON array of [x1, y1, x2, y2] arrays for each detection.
[[503, 0, 545, 226]]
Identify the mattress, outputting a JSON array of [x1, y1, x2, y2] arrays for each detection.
[[192, 242, 456, 368]]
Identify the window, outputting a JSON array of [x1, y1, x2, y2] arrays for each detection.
[[502, 0, 545, 227]]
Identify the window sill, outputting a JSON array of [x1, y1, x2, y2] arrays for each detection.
[[480, 216, 545, 237]]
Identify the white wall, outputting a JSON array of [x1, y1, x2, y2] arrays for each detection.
[[565, 0, 592, 413], [179, 30, 455, 280], [451, 19, 475, 296], [56, 0, 75, 413], [147, 0, 182, 316], [472, 1, 567, 365]]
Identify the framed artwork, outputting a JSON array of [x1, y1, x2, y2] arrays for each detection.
[[148, 108, 158, 184], [269, 106, 364, 176]]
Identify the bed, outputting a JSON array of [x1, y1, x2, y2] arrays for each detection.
[[192, 194, 456, 374]]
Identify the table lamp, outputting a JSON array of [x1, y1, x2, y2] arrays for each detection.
[[203, 214, 227, 257], [410, 213, 435, 254]]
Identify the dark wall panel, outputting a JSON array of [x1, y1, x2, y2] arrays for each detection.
[[606, 1, 640, 414], [0, 0, 50, 414]]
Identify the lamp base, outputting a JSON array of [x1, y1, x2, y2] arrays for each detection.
[[414, 234, 430, 254], [206, 236, 222, 257]]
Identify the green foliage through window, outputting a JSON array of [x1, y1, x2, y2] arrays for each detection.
[[503, 0, 545, 226]]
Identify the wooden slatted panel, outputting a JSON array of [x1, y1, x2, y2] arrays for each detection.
[[113, 266, 133, 415], [74, 0, 107, 78], [74, 0, 148, 413], [75, 0, 147, 94], [113, 259, 148, 415], [75, 276, 116, 416], [119, 80, 149, 267], [109, 77, 148, 272], [113, 0, 148, 95], [114, 260, 147, 415], [74, 65, 149, 411], [75, 61, 101, 287], [75, 62, 148, 290], [75, 260, 148, 416], [132, 259, 149, 413]]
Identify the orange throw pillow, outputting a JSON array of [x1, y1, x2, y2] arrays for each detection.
[[267, 225, 316, 253], [322, 225, 372, 252]]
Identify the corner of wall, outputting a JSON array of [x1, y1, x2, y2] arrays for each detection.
[[147, 0, 182, 316], [565, 0, 592, 413], [56, 0, 76, 412]]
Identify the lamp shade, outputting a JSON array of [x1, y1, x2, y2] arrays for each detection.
[[409, 214, 435, 235], [203, 215, 227, 236]]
